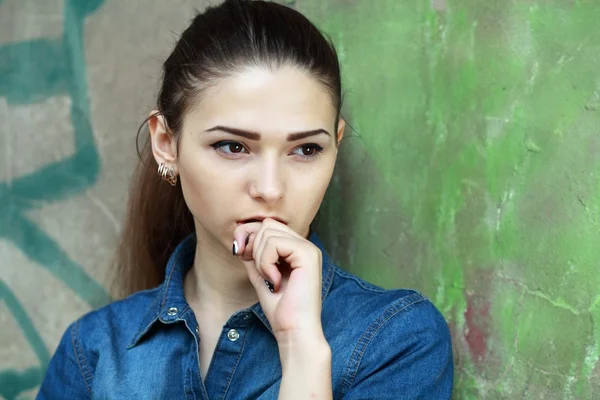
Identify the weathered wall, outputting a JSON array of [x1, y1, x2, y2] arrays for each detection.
[[1, 0, 599, 398], [303, 0, 600, 398]]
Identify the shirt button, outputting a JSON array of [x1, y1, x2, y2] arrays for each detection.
[[227, 329, 240, 341], [195, 326, 199, 334], [167, 307, 178, 316], [244, 313, 252, 320]]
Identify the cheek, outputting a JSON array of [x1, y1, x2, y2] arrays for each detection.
[[293, 159, 335, 210], [177, 154, 240, 219]]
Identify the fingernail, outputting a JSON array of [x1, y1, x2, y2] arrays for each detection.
[[232, 240, 239, 256], [264, 279, 275, 292], [245, 234, 250, 246]]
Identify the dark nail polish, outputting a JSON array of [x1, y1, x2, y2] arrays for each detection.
[[264, 279, 275, 292], [232, 240, 238, 256]]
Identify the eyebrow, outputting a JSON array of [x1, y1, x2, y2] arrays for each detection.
[[205, 126, 330, 141]]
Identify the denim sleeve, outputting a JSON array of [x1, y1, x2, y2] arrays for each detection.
[[37, 321, 92, 399], [342, 298, 453, 399]]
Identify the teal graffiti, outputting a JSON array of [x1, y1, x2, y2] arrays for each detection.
[[0, 0, 109, 398], [0, 282, 49, 398]]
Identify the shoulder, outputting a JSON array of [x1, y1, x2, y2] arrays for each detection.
[[75, 286, 162, 348], [67, 287, 163, 367], [324, 266, 453, 399], [56, 286, 163, 368], [38, 287, 162, 398], [325, 265, 439, 326]]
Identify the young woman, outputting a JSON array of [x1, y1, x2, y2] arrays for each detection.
[[38, 0, 453, 398]]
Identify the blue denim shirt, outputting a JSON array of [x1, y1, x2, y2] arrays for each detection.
[[38, 233, 453, 399]]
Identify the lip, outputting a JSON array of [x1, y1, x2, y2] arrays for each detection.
[[237, 216, 288, 225]]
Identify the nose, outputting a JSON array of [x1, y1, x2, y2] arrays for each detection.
[[248, 157, 284, 204]]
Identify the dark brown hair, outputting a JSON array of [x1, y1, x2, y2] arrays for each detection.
[[112, 0, 342, 298]]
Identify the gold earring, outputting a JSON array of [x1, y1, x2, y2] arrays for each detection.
[[158, 163, 178, 186]]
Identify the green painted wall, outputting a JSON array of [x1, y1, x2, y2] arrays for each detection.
[[303, 0, 600, 398], [1, 0, 598, 398]]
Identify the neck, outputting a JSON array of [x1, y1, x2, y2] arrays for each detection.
[[183, 231, 258, 319]]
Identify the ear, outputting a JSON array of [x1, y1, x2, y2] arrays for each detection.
[[336, 118, 346, 146], [148, 110, 178, 169]]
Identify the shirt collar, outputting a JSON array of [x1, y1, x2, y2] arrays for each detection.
[[128, 231, 335, 348]]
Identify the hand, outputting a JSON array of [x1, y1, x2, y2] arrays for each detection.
[[233, 218, 324, 342]]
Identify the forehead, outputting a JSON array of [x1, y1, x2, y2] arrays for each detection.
[[183, 66, 337, 134]]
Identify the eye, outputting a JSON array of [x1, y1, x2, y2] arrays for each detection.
[[290, 144, 324, 159], [210, 141, 248, 156]]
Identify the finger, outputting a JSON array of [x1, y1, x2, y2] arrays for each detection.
[[240, 252, 283, 298], [257, 236, 316, 292], [239, 231, 256, 261], [233, 222, 262, 256], [254, 218, 303, 247], [241, 258, 274, 297], [234, 218, 303, 265], [251, 218, 301, 261], [235, 224, 287, 262], [254, 229, 290, 288], [254, 227, 283, 264], [251, 220, 306, 287]]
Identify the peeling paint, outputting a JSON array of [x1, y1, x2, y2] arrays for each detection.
[[464, 294, 490, 364]]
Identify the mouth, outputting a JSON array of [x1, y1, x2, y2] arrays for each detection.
[[237, 216, 287, 225]]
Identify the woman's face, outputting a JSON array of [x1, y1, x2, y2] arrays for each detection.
[[176, 66, 344, 248]]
